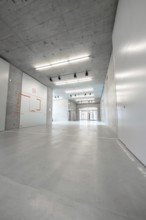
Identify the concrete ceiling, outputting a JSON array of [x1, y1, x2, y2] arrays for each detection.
[[0, 0, 118, 102]]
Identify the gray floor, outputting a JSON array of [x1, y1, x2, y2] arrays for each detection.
[[0, 121, 146, 220]]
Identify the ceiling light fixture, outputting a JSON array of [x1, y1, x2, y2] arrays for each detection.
[[58, 75, 61, 80], [35, 55, 90, 70], [54, 77, 92, 86], [71, 94, 94, 99], [65, 88, 93, 94], [79, 107, 97, 110], [49, 77, 53, 82], [78, 100, 95, 104], [75, 98, 95, 102], [53, 96, 62, 100]]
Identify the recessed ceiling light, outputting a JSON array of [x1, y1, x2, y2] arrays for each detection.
[[54, 77, 92, 86], [35, 54, 90, 70], [65, 88, 93, 94]]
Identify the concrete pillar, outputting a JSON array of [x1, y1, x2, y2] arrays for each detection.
[[5, 65, 23, 130], [47, 87, 53, 124], [0, 58, 9, 131]]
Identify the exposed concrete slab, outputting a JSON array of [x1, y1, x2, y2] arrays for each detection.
[[0, 0, 118, 99]]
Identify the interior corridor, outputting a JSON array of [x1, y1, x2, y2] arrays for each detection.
[[0, 122, 145, 220]]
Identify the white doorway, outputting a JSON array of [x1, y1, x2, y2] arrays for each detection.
[[79, 107, 98, 121]]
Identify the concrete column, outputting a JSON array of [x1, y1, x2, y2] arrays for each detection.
[[0, 58, 9, 131], [5, 65, 23, 130], [47, 87, 53, 124]]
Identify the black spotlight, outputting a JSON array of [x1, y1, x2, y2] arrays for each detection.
[[49, 77, 53, 82], [70, 95, 72, 97], [58, 75, 61, 80], [85, 93, 86, 96], [74, 73, 77, 78], [75, 94, 76, 96], [85, 70, 88, 76]]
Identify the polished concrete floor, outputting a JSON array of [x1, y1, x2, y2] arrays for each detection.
[[0, 121, 146, 220]]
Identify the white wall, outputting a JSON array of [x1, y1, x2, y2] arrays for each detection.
[[20, 73, 47, 127], [101, 0, 146, 166], [53, 99, 68, 121], [0, 58, 9, 131], [113, 0, 146, 165], [100, 55, 117, 134]]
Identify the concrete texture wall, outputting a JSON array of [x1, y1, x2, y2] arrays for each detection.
[[100, 55, 117, 134], [47, 87, 53, 124], [68, 101, 77, 121], [0, 58, 9, 131], [53, 99, 68, 122], [77, 103, 100, 121], [5, 64, 22, 130]]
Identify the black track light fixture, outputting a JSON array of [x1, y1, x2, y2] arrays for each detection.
[[85, 70, 88, 76], [70, 95, 72, 97], [74, 73, 77, 78], [49, 77, 53, 82], [58, 75, 61, 80], [85, 93, 86, 96]]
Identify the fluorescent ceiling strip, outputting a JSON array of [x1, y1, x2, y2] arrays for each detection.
[[75, 98, 95, 102], [78, 101, 95, 104], [54, 77, 92, 86], [79, 107, 97, 110], [65, 88, 93, 94], [35, 55, 90, 70]]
